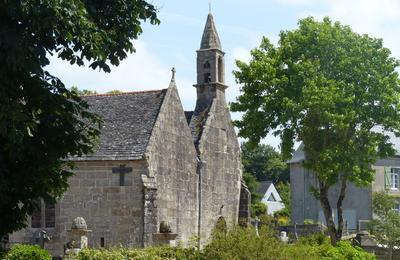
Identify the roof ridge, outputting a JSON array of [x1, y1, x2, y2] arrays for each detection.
[[82, 89, 166, 97]]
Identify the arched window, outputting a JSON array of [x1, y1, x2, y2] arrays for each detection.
[[204, 73, 211, 83], [218, 56, 223, 82], [204, 61, 210, 69]]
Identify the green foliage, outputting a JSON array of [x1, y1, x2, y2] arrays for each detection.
[[0, 0, 158, 236], [369, 192, 400, 259], [205, 226, 375, 260], [242, 172, 261, 204], [241, 142, 289, 183], [276, 182, 291, 215], [298, 234, 375, 259], [241, 141, 290, 219], [232, 16, 400, 244], [3, 244, 51, 260], [70, 86, 98, 96], [67, 227, 375, 260], [303, 219, 316, 225], [251, 201, 267, 217], [106, 90, 124, 94], [74, 246, 203, 260]]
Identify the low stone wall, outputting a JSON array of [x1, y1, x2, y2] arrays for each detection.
[[278, 224, 325, 238]]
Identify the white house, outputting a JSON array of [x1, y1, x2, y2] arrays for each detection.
[[258, 181, 285, 215]]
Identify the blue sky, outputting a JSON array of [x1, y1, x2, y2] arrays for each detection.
[[47, 0, 400, 148]]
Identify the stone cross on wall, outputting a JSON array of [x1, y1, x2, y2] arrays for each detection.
[[112, 165, 132, 186]]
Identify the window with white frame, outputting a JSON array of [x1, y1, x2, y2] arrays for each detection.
[[391, 168, 400, 190]]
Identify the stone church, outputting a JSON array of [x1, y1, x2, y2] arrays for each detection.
[[9, 13, 249, 256]]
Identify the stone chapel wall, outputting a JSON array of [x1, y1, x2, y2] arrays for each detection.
[[197, 93, 242, 244], [146, 83, 199, 245], [9, 160, 146, 257]]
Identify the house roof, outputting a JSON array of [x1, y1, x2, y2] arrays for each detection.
[[73, 89, 167, 161], [257, 181, 273, 195]]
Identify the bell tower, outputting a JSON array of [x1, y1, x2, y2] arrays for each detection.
[[194, 12, 228, 107]]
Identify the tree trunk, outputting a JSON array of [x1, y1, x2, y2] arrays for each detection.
[[318, 180, 339, 245], [336, 178, 347, 241]]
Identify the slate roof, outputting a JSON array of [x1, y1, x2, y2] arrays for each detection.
[[257, 181, 273, 196], [73, 89, 167, 161]]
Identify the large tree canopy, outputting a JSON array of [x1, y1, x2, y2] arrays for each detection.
[[232, 17, 400, 244], [0, 0, 158, 236]]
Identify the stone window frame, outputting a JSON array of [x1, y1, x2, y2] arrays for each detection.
[[31, 199, 55, 228]]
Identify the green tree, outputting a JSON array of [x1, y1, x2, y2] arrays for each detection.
[[70, 86, 97, 96], [274, 182, 291, 217], [241, 142, 289, 183], [0, 1, 159, 237], [106, 89, 124, 94], [232, 17, 400, 244], [368, 192, 400, 260]]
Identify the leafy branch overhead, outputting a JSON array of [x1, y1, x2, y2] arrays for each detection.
[[232, 17, 400, 244], [0, 1, 159, 236]]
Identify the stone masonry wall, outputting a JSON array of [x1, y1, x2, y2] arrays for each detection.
[[197, 89, 242, 244], [145, 82, 199, 245], [10, 160, 147, 257]]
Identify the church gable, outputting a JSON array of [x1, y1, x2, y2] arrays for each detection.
[[144, 78, 198, 245], [75, 90, 167, 161]]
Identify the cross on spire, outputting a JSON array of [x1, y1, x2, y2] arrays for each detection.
[[171, 67, 176, 82]]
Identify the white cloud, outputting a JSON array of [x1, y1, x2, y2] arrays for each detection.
[[46, 40, 196, 110], [275, 0, 400, 57]]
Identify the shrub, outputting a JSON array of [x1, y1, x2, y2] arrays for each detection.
[[3, 244, 51, 260], [69, 227, 375, 260], [303, 219, 316, 225], [74, 246, 203, 260], [251, 201, 267, 216]]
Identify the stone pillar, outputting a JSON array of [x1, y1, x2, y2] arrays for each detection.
[[64, 217, 91, 256], [142, 175, 158, 247]]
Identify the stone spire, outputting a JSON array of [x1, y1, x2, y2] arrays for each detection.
[[200, 13, 221, 50]]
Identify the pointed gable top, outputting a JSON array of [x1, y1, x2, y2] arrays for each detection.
[[200, 13, 221, 50]]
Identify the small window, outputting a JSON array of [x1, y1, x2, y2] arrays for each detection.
[[218, 56, 223, 82], [31, 200, 55, 228], [204, 61, 210, 69], [391, 168, 400, 189], [45, 203, 55, 228], [267, 193, 276, 202], [204, 73, 211, 83], [31, 201, 42, 228], [100, 237, 105, 247]]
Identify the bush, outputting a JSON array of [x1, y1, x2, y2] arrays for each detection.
[[303, 219, 316, 225], [68, 227, 375, 260], [3, 244, 51, 260], [251, 201, 267, 216], [73, 246, 203, 260]]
